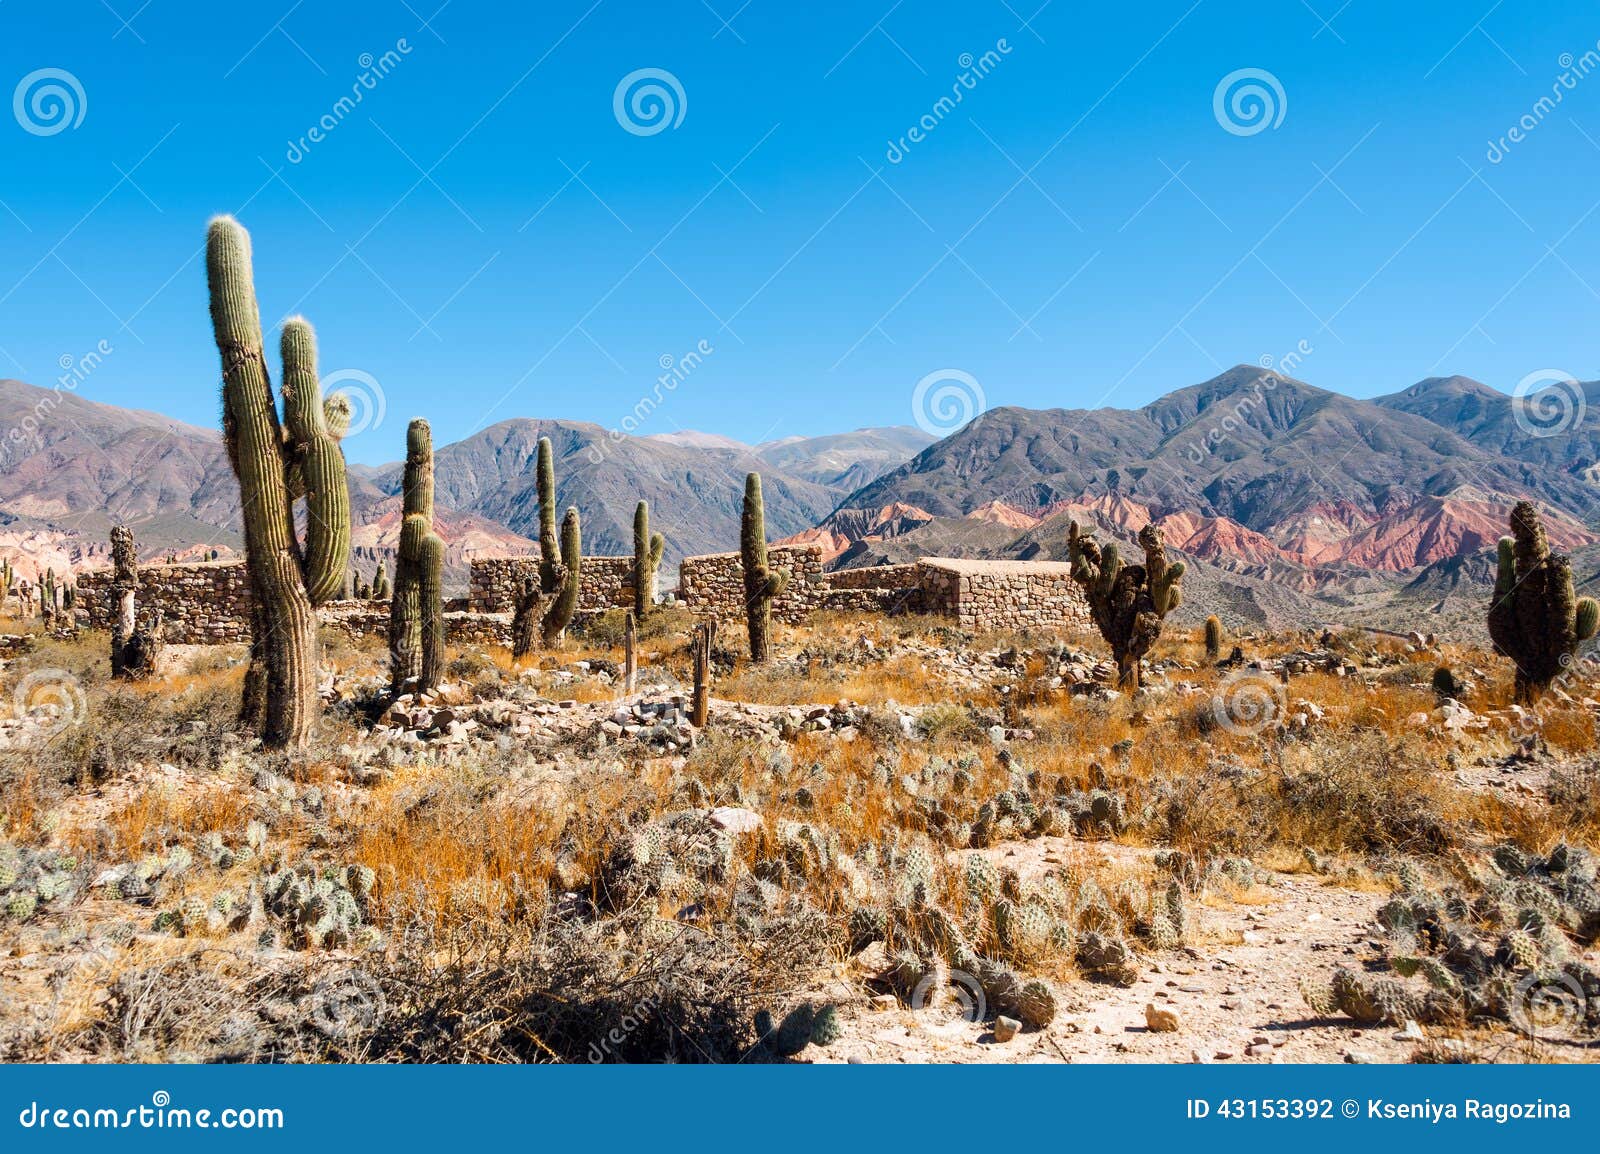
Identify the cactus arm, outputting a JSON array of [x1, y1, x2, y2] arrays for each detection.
[[279, 319, 350, 606], [1578, 597, 1600, 643], [541, 507, 582, 645], [419, 529, 447, 690]]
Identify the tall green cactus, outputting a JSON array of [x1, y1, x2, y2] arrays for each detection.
[[740, 473, 789, 664], [541, 507, 582, 646], [1067, 520, 1185, 690], [390, 419, 447, 694], [1488, 500, 1599, 703], [633, 500, 665, 619], [206, 216, 349, 747], [537, 436, 560, 596]]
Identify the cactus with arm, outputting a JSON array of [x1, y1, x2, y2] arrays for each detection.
[[1067, 520, 1185, 690], [740, 473, 789, 664], [205, 216, 349, 747], [1487, 500, 1599, 703], [633, 500, 665, 620]]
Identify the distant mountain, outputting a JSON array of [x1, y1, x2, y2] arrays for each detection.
[[0, 381, 838, 580], [824, 366, 1600, 575], [755, 426, 936, 493], [371, 418, 840, 565], [1375, 374, 1600, 476]]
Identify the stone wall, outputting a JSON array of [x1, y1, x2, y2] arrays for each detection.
[[917, 558, 1092, 633], [678, 544, 828, 624], [76, 561, 251, 644], [469, 555, 635, 614], [74, 551, 1093, 645]]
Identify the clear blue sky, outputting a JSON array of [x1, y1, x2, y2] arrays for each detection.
[[3, 0, 1600, 463]]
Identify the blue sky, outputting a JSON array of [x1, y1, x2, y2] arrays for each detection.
[[3, 0, 1600, 463]]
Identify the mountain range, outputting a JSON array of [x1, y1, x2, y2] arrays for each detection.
[[2, 366, 1594, 632]]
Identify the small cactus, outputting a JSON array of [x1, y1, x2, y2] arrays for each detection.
[[1203, 614, 1223, 660]]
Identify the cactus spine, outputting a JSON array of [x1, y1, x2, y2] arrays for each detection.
[[633, 500, 665, 619], [206, 216, 348, 747], [740, 473, 789, 663], [390, 419, 446, 694], [540, 508, 582, 646], [1204, 615, 1223, 660], [1487, 500, 1600, 703], [1067, 520, 1185, 690]]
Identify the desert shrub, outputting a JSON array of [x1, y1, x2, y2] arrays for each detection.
[[1272, 731, 1454, 854]]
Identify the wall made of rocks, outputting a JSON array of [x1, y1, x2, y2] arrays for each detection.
[[678, 544, 827, 624], [915, 559, 1092, 634], [469, 555, 635, 614], [76, 561, 251, 644]]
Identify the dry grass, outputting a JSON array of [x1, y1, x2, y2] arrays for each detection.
[[2, 607, 1597, 1063]]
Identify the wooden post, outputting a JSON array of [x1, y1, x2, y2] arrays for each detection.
[[623, 609, 638, 694], [691, 619, 715, 728]]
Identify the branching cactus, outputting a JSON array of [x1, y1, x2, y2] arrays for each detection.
[[1488, 500, 1599, 703], [740, 473, 789, 664], [540, 508, 582, 646], [206, 216, 351, 747], [390, 418, 448, 694], [1067, 520, 1185, 690], [633, 500, 665, 619]]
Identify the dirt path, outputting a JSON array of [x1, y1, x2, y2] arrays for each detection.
[[810, 838, 1555, 1064]]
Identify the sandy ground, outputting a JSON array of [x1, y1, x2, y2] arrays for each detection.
[[802, 837, 1596, 1064]]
